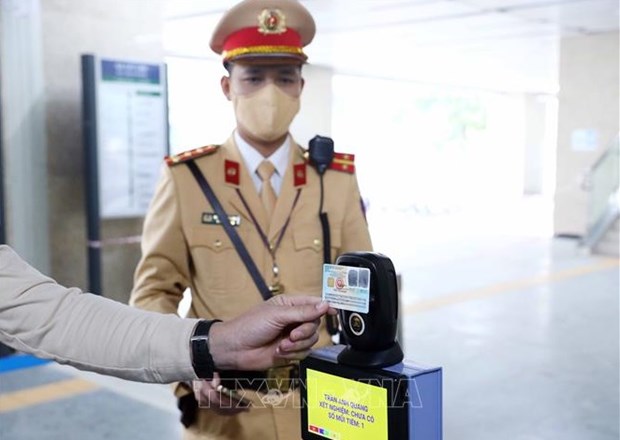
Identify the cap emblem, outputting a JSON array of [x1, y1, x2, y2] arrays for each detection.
[[258, 8, 287, 34]]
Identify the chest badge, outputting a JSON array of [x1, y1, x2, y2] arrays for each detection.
[[202, 212, 241, 227]]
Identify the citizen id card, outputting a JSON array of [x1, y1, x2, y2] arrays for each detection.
[[322, 264, 371, 313]]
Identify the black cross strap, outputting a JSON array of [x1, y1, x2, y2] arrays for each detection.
[[185, 160, 272, 301]]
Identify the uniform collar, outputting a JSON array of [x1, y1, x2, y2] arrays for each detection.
[[234, 130, 291, 179]]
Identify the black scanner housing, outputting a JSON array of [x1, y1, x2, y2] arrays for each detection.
[[336, 252, 404, 368]]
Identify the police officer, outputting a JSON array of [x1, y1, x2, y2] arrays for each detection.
[[130, 0, 372, 438]]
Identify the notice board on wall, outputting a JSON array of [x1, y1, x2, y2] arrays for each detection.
[[81, 54, 169, 294], [82, 55, 169, 219]]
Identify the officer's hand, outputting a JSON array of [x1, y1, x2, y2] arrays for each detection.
[[209, 295, 336, 371], [193, 373, 250, 416]]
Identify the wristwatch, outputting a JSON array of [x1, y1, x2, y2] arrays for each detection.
[[190, 319, 221, 379]]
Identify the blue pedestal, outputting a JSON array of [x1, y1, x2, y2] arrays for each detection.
[[300, 345, 442, 440]]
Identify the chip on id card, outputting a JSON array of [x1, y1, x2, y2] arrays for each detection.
[[322, 264, 371, 313]]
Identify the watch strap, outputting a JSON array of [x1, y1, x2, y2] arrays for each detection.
[[190, 319, 221, 379]]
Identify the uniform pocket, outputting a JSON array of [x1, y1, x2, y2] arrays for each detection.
[[292, 224, 341, 291], [293, 226, 341, 252], [188, 225, 234, 252], [187, 225, 247, 295]]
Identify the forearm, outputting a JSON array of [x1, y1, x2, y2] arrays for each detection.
[[0, 246, 199, 383]]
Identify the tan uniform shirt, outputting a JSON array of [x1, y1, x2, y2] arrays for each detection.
[[132, 136, 372, 325], [131, 136, 372, 439], [0, 245, 198, 383]]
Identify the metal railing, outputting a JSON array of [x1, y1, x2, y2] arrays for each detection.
[[581, 133, 620, 249]]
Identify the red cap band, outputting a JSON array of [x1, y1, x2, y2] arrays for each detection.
[[222, 27, 305, 61]]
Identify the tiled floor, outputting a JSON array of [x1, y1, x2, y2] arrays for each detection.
[[0, 364, 181, 439], [400, 240, 619, 440], [1, 197, 618, 439]]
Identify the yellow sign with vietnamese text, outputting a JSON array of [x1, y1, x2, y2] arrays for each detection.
[[306, 369, 388, 440]]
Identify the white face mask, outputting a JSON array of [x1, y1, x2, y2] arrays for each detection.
[[232, 84, 300, 142]]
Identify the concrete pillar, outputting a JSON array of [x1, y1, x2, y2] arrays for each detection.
[[1, 0, 165, 302], [554, 32, 619, 236], [523, 94, 550, 195], [0, 0, 50, 271], [0, 97, 4, 245]]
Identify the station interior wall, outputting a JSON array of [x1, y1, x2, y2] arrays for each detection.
[[0, 0, 617, 300]]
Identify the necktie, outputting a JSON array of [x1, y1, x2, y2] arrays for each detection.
[[257, 160, 277, 219]]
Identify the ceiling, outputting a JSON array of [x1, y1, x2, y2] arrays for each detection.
[[163, 0, 619, 93]]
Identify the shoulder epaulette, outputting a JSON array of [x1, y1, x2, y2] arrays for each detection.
[[298, 147, 356, 174], [165, 145, 219, 166], [330, 152, 355, 174]]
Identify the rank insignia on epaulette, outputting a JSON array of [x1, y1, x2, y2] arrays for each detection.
[[329, 152, 355, 174], [165, 145, 219, 166]]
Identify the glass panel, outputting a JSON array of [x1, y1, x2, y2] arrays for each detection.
[[588, 134, 620, 228]]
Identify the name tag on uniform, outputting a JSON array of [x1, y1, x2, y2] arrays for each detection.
[[202, 212, 241, 227]]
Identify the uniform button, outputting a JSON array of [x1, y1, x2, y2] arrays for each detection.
[[313, 239, 321, 247], [214, 239, 222, 248]]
